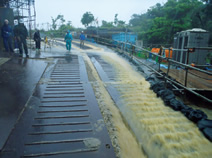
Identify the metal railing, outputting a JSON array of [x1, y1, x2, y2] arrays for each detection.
[[85, 34, 212, 103]]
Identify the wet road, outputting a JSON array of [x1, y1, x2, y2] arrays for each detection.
[[0, 58, 47, 150], [1, 40, 211, 158], [0, 50, 115, 157]]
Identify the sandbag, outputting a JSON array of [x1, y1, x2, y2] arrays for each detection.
[[187, 109, 207, 123], [137, 66, 144, 73], [198, 119, 212, 130], [169, 98, 186, 111], [146, 76, 155, 82], [146, 76, 156, 85], [150, 82, 165, 93], [202, 128, 212, 142], [157, 89, 175, 104], [181, 106, 193, 117]]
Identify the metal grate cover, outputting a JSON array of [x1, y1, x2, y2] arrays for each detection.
[[0, 55, 115, 158]]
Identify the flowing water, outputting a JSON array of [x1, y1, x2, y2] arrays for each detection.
[[83, 53, 146, 158], [100, 51, 212, 158], [77, 42, 212, 158]]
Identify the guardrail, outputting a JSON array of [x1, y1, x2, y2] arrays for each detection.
[[85, 34, 212, 103]]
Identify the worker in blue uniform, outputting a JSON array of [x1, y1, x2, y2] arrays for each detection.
[[1, 19, 13, 53], [64, 30, 73, 51], [80, 31, 85, 48]]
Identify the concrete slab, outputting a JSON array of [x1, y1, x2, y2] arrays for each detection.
[[0, 58, 47, 150], [0, 55, 115, 158], [0, 58, 9, 66]]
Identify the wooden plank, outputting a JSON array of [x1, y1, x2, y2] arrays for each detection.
[[161, 68, 212, 90]]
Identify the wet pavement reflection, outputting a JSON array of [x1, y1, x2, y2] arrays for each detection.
[[0, 40, 93, 151], [0, 58, 47, 150], [0, 55, 115, 158]]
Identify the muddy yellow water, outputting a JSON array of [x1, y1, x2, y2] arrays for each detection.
[[77, 41, 212, 158], [99, 52, 212, 158], [83, 53, 146, 158]]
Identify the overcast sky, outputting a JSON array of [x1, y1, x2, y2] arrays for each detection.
[[35, 0, 167, 29]]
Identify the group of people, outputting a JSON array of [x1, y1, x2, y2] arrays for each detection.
[[1, 19, 29, 57], [64, 31, 85, 52], [1, 19, 86, 56], [1, 19, 41, 57]]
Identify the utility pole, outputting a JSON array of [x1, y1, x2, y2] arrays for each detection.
[[96, 18, 99, 43], [28, 0, 32, 51], [125, 25, 127, 51]]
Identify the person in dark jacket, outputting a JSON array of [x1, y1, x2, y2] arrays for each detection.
[[1, 19, 13, 52], [13, 19, 29, 57], [33, 29, 41, 50]]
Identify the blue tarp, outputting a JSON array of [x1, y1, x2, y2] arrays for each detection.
[[112, 32, 137, 44]]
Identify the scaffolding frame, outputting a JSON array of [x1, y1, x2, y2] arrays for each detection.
[[8, 0, 36, 38]]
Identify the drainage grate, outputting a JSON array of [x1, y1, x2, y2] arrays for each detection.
[[0, 55, 115, 158], [89, 55, 118, 81]]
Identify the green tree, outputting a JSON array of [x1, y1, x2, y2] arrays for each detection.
[[81, 12, 94, 27], [129, 14, 142, 27], [51, 14, 66, 30], [146, 17, 170, 43], [114, 14, 118, 26], [147, 3, 164, 18], [129, 0, 207, 44], [117, 20, 126, 27], [67, 21, 72, 26], [113, 14, 126, 27], [58, 21, 74, 32], [101, 20, 114, 28]]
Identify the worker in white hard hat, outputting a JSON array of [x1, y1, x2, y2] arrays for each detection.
[[13, 20, 19, 49], [14, 20, 18, 26], [1, 19, 14, 52], [79, 31, 85, 49], [13, 19, 29, 57]]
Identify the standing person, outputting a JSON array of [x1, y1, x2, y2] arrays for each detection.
[[13, 19, 29, 57], [1, 19, 13, 53], [44, 36, 48, 50], [79, 31, 85, 48], [33, 29, 41, 50], [131, 43, 136, 56], [64, 30, 73, 52], [13, 20, 19, 50]]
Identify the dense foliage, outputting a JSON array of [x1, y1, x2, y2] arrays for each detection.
[[44, 0, 212, 43], [81, 12, 95, 27], [100, 14, 126, 29], [40, 16, 76, 38], [129, 0, 212, 45]]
